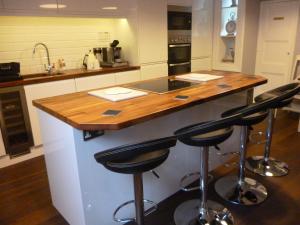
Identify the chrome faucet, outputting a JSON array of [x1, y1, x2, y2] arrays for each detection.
[[33, 43, 52, 74]]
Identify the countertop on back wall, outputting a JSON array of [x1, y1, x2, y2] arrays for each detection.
[[0, 66, 140, 88]]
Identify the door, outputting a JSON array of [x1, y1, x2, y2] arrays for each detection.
[[255, 0, 299, 96]]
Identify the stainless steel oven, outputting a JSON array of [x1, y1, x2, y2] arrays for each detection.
[[168, 42, 191, 75], [168, 43, 191, 63], [168, 62, 191, 75]]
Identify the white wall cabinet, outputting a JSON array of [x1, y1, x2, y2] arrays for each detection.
[[140, 63, 168, 80], [191, 0, 213, 60], [137, 0, 168, 65], [115, 70, 141, 85], [24, 79, 76, 146], [75, 73, 115, 92]]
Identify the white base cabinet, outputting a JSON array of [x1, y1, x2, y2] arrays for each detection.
[[24, 79, 76, 146], [75, 74, 115, 92], [140, 63, 168, 80], [115, 70, 141, 85]]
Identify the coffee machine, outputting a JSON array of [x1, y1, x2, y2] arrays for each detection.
[[100, 40, 128, 67]]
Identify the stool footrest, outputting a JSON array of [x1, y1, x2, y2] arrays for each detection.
[[179, 172, 213, 192], [249, 131, 267, 145], [113, 199, 158, 223]]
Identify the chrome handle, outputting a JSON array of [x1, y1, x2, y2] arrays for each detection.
[[169, 44, 191, 48], [169, 62, 190, 67]]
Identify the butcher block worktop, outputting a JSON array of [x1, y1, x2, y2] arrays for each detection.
[[0, 66, 140, 88], [33, 71, 267, 131]]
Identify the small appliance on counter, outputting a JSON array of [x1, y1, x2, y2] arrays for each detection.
[[83, 50, 101, 70], [0, 62, 22, 82], [100, 40, 128, 68]]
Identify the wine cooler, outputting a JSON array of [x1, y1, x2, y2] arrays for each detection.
[[0, 86, 33, 157]]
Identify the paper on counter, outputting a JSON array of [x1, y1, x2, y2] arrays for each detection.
[[88, 87, 148, 102], [176, 73, 223, 82]]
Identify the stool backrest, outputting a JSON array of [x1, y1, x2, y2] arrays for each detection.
[[174, 114, 240, 140], [94, 136, 177, 166]]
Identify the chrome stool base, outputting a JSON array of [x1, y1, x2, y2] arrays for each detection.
[[246, 156, 289, 177], [174, 199, 234, 225], [215, 176, 267, 205]]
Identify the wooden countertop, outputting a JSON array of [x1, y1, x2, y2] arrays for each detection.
[[33, 71, 267, 131], [0, 66, 140, 88]]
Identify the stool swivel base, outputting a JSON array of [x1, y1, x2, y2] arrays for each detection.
[[215, 124, 268, 206], [174, 199, 233, 225], [246, 109, 289, 177], [174, 146, 234, 225], [214, 176, 267, 205], [246, 156, 288, 177]]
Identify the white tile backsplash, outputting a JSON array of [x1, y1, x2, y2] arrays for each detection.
[[0, 16, 122, 75]]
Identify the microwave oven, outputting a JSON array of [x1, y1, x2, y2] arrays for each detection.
[[168, 11, 192, 30]]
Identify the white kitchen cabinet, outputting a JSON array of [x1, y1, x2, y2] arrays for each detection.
[[192, 0, 214, 60], [137, 0, 168, 65], [115, 70, 141, 85], [191, 57, 211, 72], [0, 129, 6, 157], [24, 79, 76, 146], [140, 63, 168, 80], [75, 73, 115, 92]]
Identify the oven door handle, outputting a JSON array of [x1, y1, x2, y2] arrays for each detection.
[[169, 62, 191, 67], [169, 44, 191, 48]]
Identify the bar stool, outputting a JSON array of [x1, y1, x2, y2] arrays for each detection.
[[215, 103, 269, 206], [173, 115, 240, 225], [246, 83, 300, 177], [94, 136, 177, 225]]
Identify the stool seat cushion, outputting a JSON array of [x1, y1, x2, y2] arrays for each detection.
[[94, 136, 177, 174], [255, 83, 300, 108], [175, 120, 235, 147], [107, 149, 169, 174], [222, 105, 268, 126]]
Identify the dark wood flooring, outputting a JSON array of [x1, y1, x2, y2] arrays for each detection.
[[0, 110, 299, 225]]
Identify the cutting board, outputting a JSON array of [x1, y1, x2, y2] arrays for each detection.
[[88, 87, 148, 102]]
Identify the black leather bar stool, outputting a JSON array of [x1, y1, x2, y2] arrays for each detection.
[[94, 136, 177, 225], [214, 103, 269, 206], [173, 116, 241, 225], [246, 83, 300, 177]]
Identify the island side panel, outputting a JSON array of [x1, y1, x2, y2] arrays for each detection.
[[72, 91, 248, 225], [38, 110, 86, 225]]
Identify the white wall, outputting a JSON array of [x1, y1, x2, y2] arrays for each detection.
[[0, 16, 134, 75]]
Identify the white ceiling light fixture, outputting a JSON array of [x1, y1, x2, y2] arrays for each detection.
[[102, 6, 118, 10], [40, 4, 67, 9]]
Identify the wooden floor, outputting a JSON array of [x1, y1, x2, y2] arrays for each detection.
[[0, 110, 299, 225]]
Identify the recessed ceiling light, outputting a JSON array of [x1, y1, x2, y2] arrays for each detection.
[[40, 4, 67, 9], [102, 6, 118, 10]]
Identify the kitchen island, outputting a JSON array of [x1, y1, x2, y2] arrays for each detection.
[[33, 71, 266, 225]]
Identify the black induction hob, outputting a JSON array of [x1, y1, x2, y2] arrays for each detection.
[[127, 76, 200, 94]]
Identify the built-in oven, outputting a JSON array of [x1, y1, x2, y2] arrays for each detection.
[[168, 11, 192, 30], [168, 61, 191, 75], [168, 43, 191, 63], [168, 42, 191, 75]]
